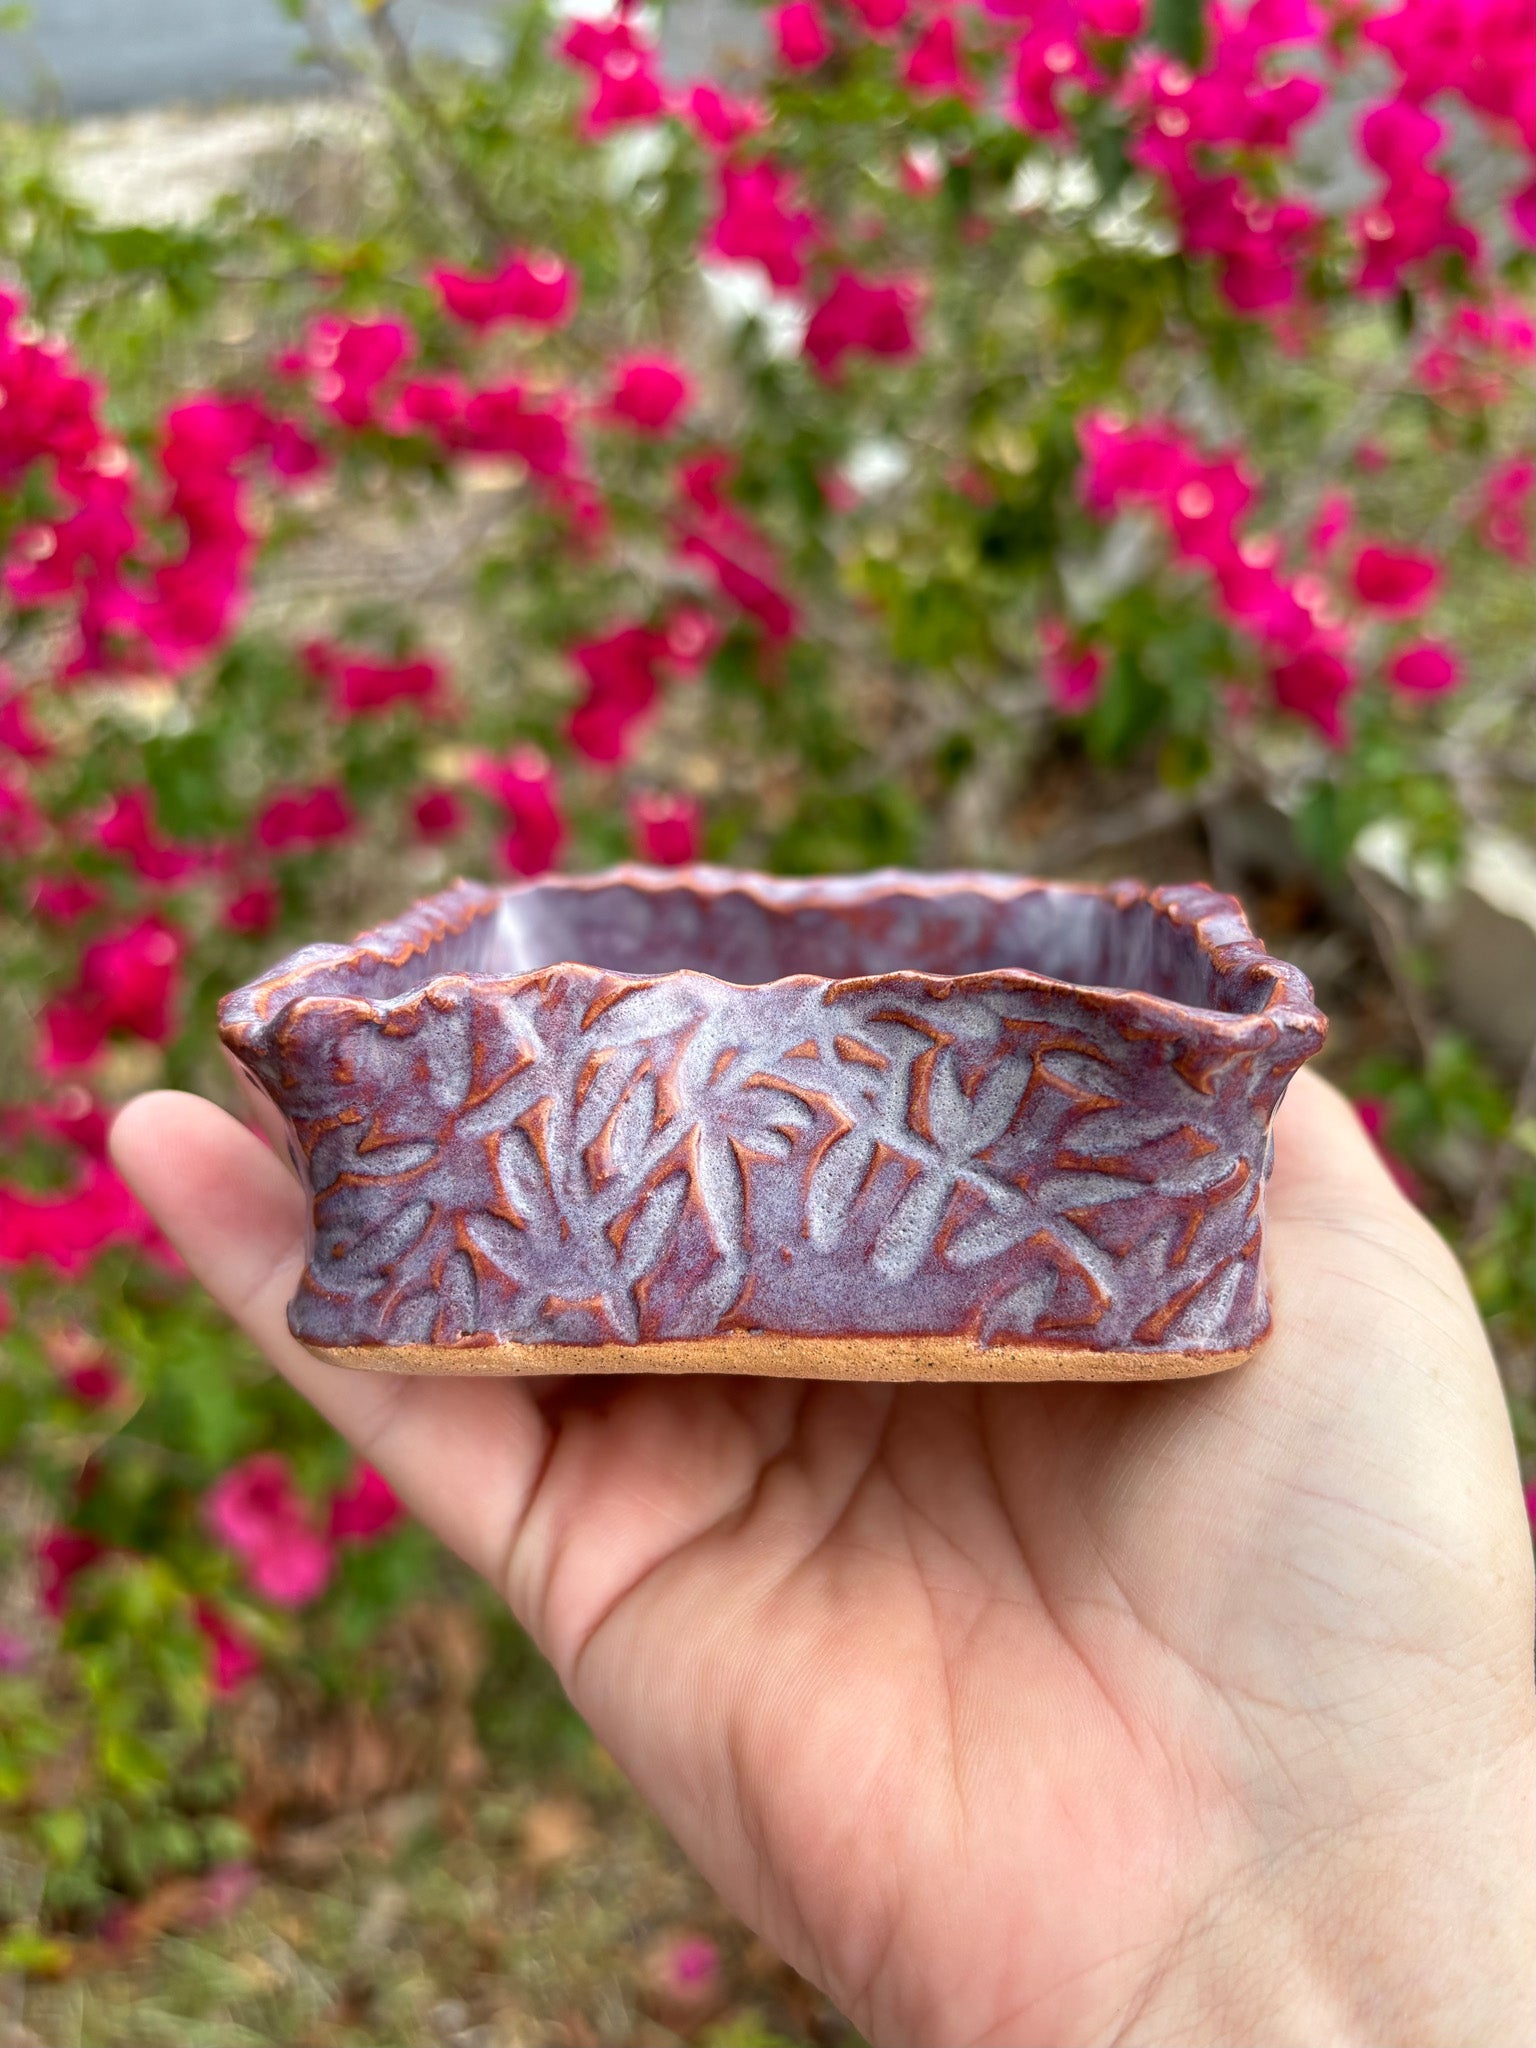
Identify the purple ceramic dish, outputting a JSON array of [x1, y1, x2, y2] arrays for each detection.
[[219, 865, 1326, 1381]]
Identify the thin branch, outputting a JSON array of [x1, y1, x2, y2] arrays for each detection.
[[1345, 853, 1437, 1060], [1025, 781, 1227, 873], [1468, 1032, 1536, 1248], [299, 0, 486, 257], [365, 2, 507, 259]]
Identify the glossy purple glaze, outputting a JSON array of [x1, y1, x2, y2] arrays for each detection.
[[218, 866, 1327, 1368]]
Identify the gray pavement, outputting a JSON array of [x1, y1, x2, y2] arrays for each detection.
[[0, 0, 758, 115]]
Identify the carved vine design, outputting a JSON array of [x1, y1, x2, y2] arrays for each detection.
[[250, 961, 1293, 1354]]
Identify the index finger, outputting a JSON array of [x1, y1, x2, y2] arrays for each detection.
[[110, 1089, 551, 1595]]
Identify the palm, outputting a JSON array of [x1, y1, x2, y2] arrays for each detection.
[[112, 1073, 1533, 2047]]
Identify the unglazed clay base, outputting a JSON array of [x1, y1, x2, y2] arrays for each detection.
[[220, 864, 1326, 1380], [311, 1332, 1263, 1380]]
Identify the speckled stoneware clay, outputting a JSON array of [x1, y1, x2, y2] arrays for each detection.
[[218, 865, 1327, 1381]]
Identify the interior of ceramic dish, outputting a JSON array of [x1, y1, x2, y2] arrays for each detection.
[[386, 875, 1274, 1015]]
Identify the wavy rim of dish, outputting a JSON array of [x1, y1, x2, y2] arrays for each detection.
[[218, 863, 1328, 1055]]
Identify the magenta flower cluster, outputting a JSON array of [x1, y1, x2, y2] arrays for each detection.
[[2, 0, 1531, 1660]]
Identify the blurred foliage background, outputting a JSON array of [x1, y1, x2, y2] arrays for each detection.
[[0, 0, 1532, 2040]]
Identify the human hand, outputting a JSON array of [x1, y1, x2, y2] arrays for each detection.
[[111, 1070, 1535, 2047]]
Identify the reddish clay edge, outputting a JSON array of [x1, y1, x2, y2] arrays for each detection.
[[218, 865, 1327, 1381]]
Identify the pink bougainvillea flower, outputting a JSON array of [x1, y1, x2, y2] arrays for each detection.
[[1415, 301, 1536, 410], [1125, 17, 1326, 316], [1081, 0, 1144, 31], [567, 624, 671, 761], [559, 10, 643, 74], [205, 1454, 333, 1608], [803, 272, 920, 377], [41, 916, 184, 1070], [1359, 95, 1445, 182], [36, 1528, 107, 1617], [772, 0, 832, 69], [327, 1464, 403, 1542], [455, 384, 573, 478], [65, 1361, 122, 1405], [0, 1158, 150, 1275], [640, 1930, 724, 2023], [1350, 542, 1440, 613], [304, 638, 445, 718], [110, 394, 275, 675], [33, 874, 104, 924], [6, 470, 135, 623], [846, 0, 908, 32], [0, 768, 42, 855], [673, 456, 800, 643], [242, 1525, 331, 1607], [1363, 0, 1533, 251], [678, 450, 736, 520], [547, 470, 611, 549], [605, 355, 693, 435], [267, 416, 325, 480], [661, 605, 722, 672], [411, 786, 463, 839], [1353, 99, 1478, 293], [0, 300, 107, 486], [659, 1932, 722, 1991], [35, 1087, 111, 1159], [1271, 645, 1355, 745], [680, 533, 799, 642], [94, 787, 200, 884], [1040, 619, 1105, 711], [683, 83, 766, 150], [431, 251, 576, 330], [1362, 0, 1532, 129], [1387, 639, 1461, 695], [222, 879, 280, 936], [135, 551, 247, 673], [561, 9, 668, 136], [631, 792, 702, 865], [708, 161, 821, 291], [903, 15, 971, 98], [193, 1862, 259, 1924], [255, 783, 353, 852], [1076, 412, 1184, 510], [1307, 489, 1353, 556], [52, 1339, 127, 1407], [899, 145, 944, 197], [205, 1455, 289, 1553], [1164, 454, 1257, 566], [0, 678, 52, 761], [194, 1602, 261, 1694], [475, 745, 565, 876], [1009, 19, 1097, 138], [395, 374, 468, 440], [0, 1628, 32, 1673], [305, 315, 414, 430], [1480, 456, 1534, 564], [587, 50, 667, 132]]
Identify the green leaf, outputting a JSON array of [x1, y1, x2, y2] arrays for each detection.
[[0, 1926, 72, 1979], [0, 1378, 28, 1457], [1151, 0, 1205, 66], [37, 1805, 90, 1868], [1085, 648, 1165, 763], [143, 730, 249, 839]]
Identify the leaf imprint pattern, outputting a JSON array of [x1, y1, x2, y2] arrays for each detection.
[[220, 870, 1326, 1360]]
